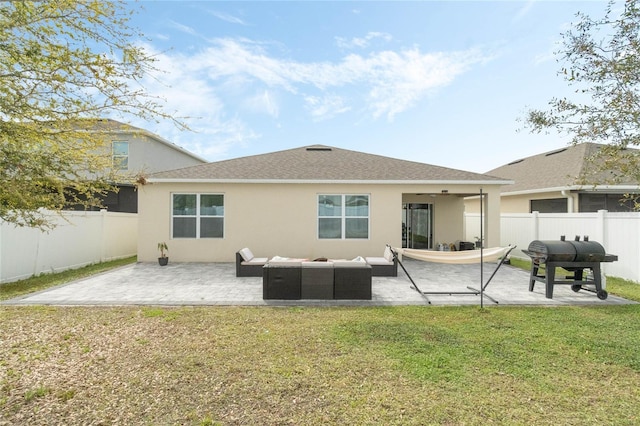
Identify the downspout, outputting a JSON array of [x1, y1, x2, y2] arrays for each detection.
[[561, 190, 574, 213]]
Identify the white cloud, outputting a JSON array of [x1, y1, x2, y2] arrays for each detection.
[[304, 94, 351, 121], [533, 49, 555, 66], [168, 20, 197, 36], [128, 43, 260, 159], [335, 32, 393, 49], [183, 38, 488, 119], [345, 48, 487, 119], [512, 0, 536, 23], [183, 117, 260, 160], [244, 90, 280, 118], [130, 38, 491, 158], [207, 10, 247, 25], [533, 21, 571, 66], [195, 38, 300, 91]]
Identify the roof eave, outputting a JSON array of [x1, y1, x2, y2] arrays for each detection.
[[501, 184, 640, 196], [147, 178, 514, 185]]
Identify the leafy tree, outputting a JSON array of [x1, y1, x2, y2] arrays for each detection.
[[0, 0, 182, 229], [523, 0, 640, 209]]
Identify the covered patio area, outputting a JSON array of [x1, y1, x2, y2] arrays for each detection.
[[3, 259, 634, 307]]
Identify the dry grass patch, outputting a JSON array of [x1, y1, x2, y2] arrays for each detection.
[[1, 305, 639, 425]]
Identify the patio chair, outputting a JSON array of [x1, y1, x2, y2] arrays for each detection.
[[365, 246, 398, 276], [236, 247, 269, 277]]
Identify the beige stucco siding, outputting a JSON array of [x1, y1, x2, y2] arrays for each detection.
[[138, 182, 502, 262], [467, 191, 577, 213], [500, 194, 537, 213], [402, 193, 465, 245], [461, 189, 502, 244]]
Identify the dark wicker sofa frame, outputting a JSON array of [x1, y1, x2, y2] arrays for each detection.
[[236, 251, 267, 277], [263, 261, 372, 300]]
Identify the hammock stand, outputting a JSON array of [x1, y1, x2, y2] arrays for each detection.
[[388, 245, 516, 306], [390, 188, 516, 307]]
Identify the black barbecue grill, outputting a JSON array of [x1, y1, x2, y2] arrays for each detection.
[[522, 236, 618, 300]]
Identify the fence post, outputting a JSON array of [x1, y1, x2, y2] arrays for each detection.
[[532, 211, 539, 241], [33, 216, 44, 277], [597, 210, 607, 245], [597, 210, 608, 284], [463, 211, 467, 241], [100, 209, 107, 262]]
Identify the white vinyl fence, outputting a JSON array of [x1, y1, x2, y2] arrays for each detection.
[[1, 211, 137, 284], [465, 210, 640, 283]]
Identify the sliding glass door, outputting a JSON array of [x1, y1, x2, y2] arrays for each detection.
[[402, 203, 433, 249]]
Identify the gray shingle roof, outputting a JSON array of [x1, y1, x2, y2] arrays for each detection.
[[487, 143, 638, 193], [149, 145, 509, 183]]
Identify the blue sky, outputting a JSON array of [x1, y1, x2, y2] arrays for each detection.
[[125, 1, 610, 173]]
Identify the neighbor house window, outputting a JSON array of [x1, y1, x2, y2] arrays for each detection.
[[172, 194, 224, 238], [579, 193, 636, 212], [112, 141, 129, 170], [318, 194, 369, 239], [530, 198, 567, 213]]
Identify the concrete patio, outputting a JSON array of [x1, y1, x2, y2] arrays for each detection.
[[3, 258, 635, 307]]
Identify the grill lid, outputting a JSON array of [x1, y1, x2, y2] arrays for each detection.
[[526, 240, 607, 262]]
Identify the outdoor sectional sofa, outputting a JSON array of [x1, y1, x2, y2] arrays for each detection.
[[235, 248, 269, 277], [236, 246, 396, 278], [235, 247, 394, 300], [364, 246, 398, 277], [263, 260, 372, 300]]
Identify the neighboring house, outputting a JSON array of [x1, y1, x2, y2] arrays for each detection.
[[70, 119, 207, 213], [137, 145, 511, 263], [471, 143, 640, 213]]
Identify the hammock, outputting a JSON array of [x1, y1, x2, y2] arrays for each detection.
[[396, 246, 511, 264], [388, 245, 517, 306]]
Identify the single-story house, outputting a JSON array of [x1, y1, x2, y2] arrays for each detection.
[[137, 145, 512, 262], [467, 143, 639, 213]]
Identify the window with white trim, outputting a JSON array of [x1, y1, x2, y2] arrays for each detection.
[[318, 194, 369, 239], [172, 194, 224, 238], [112, 141, 129, 170]]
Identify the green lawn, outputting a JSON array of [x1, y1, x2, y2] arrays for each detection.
[[2, 305, 639, 425], [508, 257, 640, 301], [1, 257, 639, 424]]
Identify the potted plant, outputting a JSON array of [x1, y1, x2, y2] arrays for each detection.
[[474, 236, 483, 249], [158, 242, 169, 266]]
